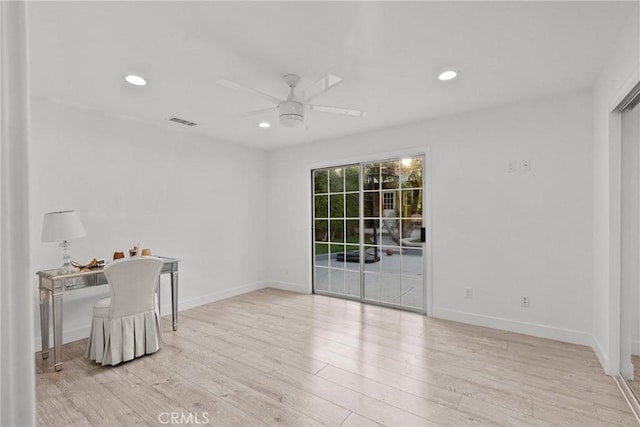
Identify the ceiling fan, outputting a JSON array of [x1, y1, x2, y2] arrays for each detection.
[[218, 73, 366, 128]]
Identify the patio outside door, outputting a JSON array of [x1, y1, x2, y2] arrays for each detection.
[[312, 156, 426, 313]]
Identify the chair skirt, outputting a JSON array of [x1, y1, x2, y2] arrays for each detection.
[[86, 309, 161, 366]]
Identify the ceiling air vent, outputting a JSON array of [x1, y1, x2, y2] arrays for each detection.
[[168, 116, 197, 127]]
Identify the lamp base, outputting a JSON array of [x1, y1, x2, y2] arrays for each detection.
[[59, 240, 78, 274], [59, 264, 78, 275]]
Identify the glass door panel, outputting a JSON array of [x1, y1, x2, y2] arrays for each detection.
[[313, 155, 425, 312], [402, 248, 424, 309], [380, 274, 401, 305], [345, 271, 360, 297], [313, 164, 361, 299], [315, 263, 329, 292], [345, 165, 360, 192], [380, 160, 400, 190], [329, 168, 344, 192], [313, 169, 330, 294], [329, 269, 344, 294], [364, 272, 380, 301]]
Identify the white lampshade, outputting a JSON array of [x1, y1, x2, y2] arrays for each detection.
[[41, 210, 87, 242]]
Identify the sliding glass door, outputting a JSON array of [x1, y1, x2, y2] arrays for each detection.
[[312, 156, 426, 313], [313, 164, 361, 298]]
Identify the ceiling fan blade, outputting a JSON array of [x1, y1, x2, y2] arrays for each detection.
[[303, 74, 343, 102], [217, 79, 283, 105], [236, 107, 277, 117], [309, 104, 366, 118]]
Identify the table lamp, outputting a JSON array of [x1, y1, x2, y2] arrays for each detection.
[[41, 210, 87, 273]]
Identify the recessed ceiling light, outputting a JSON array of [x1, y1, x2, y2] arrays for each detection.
[[438, 70, 458, 81], [124, 74, 147, 86], [258, 122, 271, 128]]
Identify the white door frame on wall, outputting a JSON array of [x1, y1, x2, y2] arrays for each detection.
[[306, 147, 433, 316], [608, 68, 640, 377]]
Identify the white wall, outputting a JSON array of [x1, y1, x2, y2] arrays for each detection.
[[30, 98, 269, 349], [592, 7, 640, 374], [1, 2, 36, 424], [268, 90, 594, 345]]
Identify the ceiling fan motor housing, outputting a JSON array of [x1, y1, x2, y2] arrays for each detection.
[[279, 100, 304, 127]]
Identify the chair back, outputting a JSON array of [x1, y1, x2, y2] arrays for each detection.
[[103, 257, 163, 318]]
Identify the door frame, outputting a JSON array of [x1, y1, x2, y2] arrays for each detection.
[[619, 101, 640, 380], [307, 147, 433, 316], [607, 69, 640, 376]]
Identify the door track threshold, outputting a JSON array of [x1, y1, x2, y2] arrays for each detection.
[[614, 375, 640, 424]]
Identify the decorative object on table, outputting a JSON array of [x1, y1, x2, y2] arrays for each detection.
[[141, 248, 152, 256], [129, 245, 138, 257], [41, 210, 87, 274], [71, 258, 105, 272], [113, 251, 124, 260]]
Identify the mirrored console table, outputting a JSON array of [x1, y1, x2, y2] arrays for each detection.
[[37, 256, 180, 371]]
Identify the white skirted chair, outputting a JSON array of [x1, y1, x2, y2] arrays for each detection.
[[86, 256, 164, 366]]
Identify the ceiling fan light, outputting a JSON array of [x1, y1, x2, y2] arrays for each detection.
[[280, 114, 304, 128], [279, 100, 304, 128]]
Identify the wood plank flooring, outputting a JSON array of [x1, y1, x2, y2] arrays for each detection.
[[35, 288, 637, 426]]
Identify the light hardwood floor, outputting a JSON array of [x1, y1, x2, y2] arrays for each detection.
[[630, 355, 640, 399], [36, 288, 637, 426]]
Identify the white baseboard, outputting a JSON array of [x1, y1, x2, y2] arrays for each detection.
[[594, 338, 640, 375], [34, 324, 94, 353], [592, 335, 614, 375], [34, 280, 270, 351], [431, 307, 593, 347], [265, 280, 310, 294], [162, 280, 268, 314]]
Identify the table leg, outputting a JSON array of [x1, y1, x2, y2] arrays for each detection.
[[39, 280, 49, 360], [171, 271, 178, 331], [52, 291, 63, 371]]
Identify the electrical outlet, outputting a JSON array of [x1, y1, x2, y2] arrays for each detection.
[[464, 288, 473, 299], [507, 160, 517, 173], [521, 159, 531, 171], [521, 296, 530, 307]]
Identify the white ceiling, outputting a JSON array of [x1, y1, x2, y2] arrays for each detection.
[[28, 1, 636, 150]]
